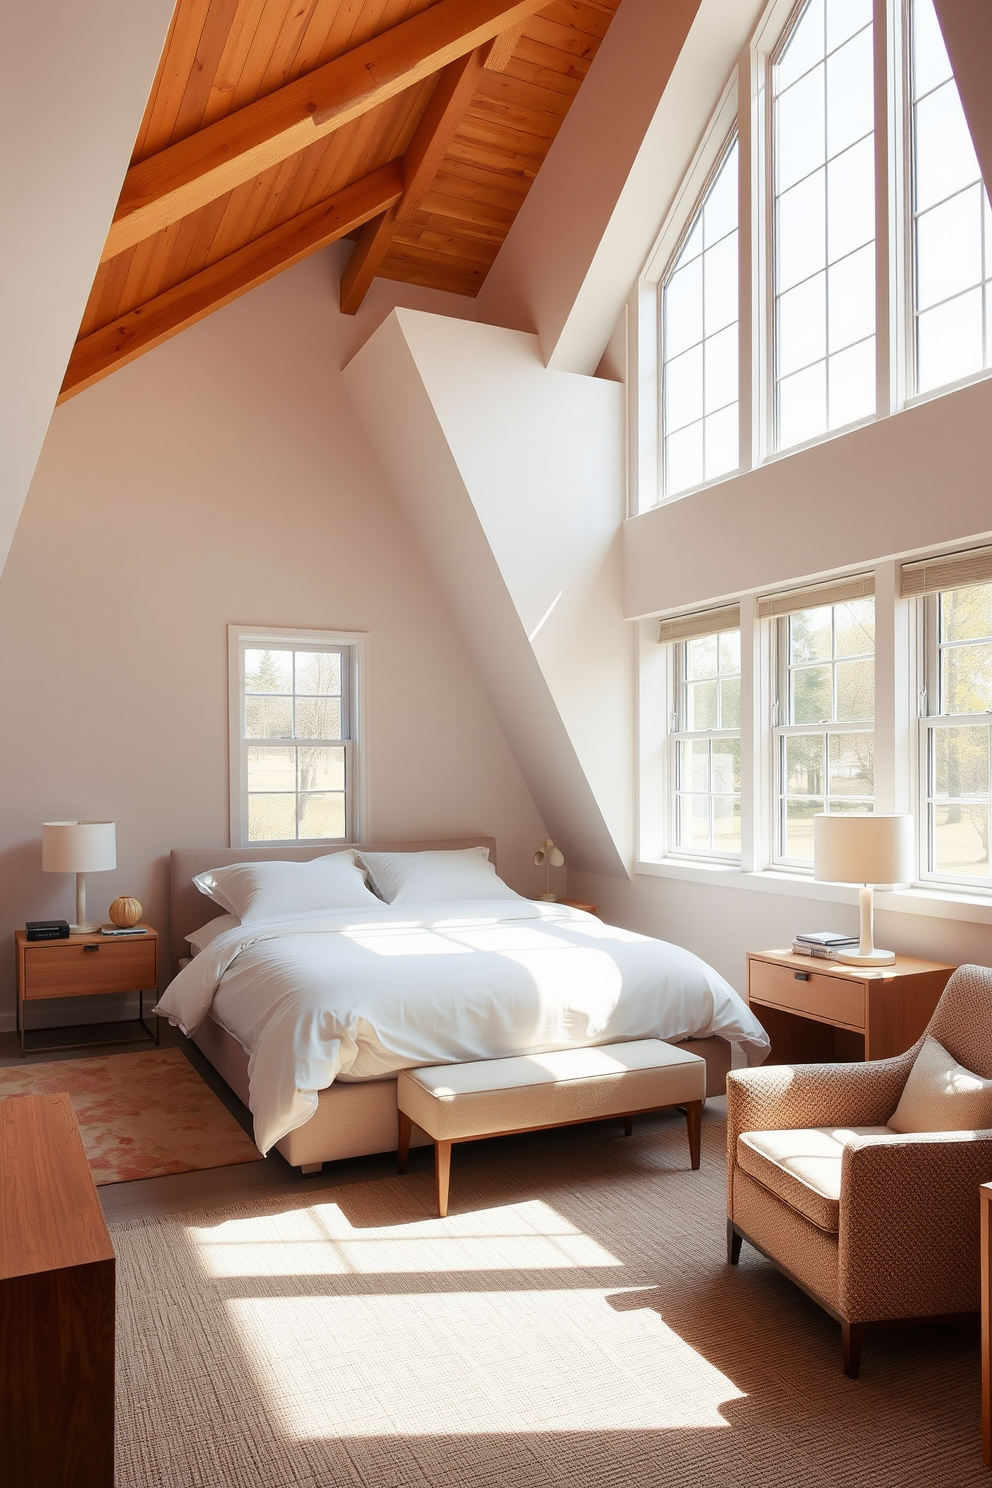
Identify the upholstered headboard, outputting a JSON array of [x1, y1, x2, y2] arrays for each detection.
[[169, 838, 498, 969]]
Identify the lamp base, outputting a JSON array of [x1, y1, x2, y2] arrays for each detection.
[[70, 922, 101, 935], [540, 893, 557, 902], [835, 947, 896, 966]]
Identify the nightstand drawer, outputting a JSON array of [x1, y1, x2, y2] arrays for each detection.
[[22, 939, 158, 1000], [749, 958, 865, 1031]]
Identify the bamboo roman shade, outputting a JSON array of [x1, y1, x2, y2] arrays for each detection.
[[658, 603, 740, 645], [900, 545, 992, 597], [757, 572, 875, 619]]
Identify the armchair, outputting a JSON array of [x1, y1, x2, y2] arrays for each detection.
[[726, 963, 992, 1376]]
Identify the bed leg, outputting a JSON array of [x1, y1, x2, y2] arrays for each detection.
[[300, 1162, 322, 1176], [435, 1140, 452, 1219], [684, 1099, 702, 1170], [624, 1115, 633, 1136], [397, 1111, 412, 1174]]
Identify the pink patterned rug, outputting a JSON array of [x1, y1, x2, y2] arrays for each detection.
[[0, 1048, 263, 1183]]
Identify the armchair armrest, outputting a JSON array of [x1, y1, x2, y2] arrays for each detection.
[[726, 1056, 914, 1210], [839, 1129, 992, 1322]]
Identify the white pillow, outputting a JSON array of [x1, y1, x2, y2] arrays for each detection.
[[187, 913, 240, 954], [192, 851, 381, 922], [887, 1035, 992, 1133], [357, 847, 524, 904]]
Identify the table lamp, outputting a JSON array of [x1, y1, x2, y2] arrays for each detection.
[[42, 821, 117, 933], [813, 814, 914, 966], [533, 838, 565, 901]]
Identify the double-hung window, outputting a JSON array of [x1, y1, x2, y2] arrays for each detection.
[[663, 607, 742, 860], [907, 550, 992, 884], [660, 137, 740, 498], [768, 580, 875, 864], [229, 625, 365, 848]]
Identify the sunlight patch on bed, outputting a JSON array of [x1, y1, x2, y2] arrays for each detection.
[[189, 1199, 623, 1278], [338, 924, 475, 957], [495, 947, 623, 1030], [222, 1285, 744, 1438]]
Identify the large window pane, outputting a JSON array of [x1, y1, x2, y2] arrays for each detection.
[[774, 1, 874, 451], [673, 629, 741, 859], [777, 597, 875, 862], [911, 0, 991, 395], [661, 139, 739, 498]]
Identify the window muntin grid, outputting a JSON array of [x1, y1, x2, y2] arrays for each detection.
[[243, 646, 350, 843], [910, 0, 992, 396], [775, 598, 875, 863], [921, 582, 992, 882], [661, 138, 740, 498], [672, 630, 742, 858], [772, 0, 876, 451]]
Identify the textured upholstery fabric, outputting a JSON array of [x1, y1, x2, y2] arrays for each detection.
[[398, 1039, 706, 1142], [887, 1035, 992, 1133], [727, 963, 992, 1331], [737, 1126, 891, 1232], [732, 1168, 841, 1310]]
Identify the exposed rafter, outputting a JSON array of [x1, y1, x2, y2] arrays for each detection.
[[102, 0, 548, 262], [61, 163, 404, 402], [340, 45, 487, 314]]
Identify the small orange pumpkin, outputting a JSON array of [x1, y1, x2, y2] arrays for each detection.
[[109, 895, 142, 928]]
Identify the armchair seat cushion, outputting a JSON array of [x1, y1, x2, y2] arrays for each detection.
[[737, 1126, 891, 1232]]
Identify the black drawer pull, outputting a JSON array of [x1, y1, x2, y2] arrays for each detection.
[[83, 944, 100, 953], [794, 970, 809, 981]]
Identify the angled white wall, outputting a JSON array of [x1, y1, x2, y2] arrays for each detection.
[[0, 0, 175, 580], [344, 310, 631, 877], [475, 0, 766, 375], [934, 0, 992, 202]]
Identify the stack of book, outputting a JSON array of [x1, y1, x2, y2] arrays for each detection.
[[792, 930, 860, 959]]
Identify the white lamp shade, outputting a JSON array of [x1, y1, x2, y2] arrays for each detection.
[[42, 821, 117, 874], [813, 814, 913, 887]]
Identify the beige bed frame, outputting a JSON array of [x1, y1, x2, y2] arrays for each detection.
[[169, 840, 732, 1172]]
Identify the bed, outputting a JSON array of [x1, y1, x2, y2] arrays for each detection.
[[161, 839, 769, 1172]]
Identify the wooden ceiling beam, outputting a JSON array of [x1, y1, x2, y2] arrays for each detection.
[[103, 0, 548, 263], [61, 162, 404, 403], [340, 44, 489, 314]]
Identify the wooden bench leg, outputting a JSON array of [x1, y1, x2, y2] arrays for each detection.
[[435, 1139, 452, 1218], [727, 1220, 742, 1264], [684, 1099, 702, 1170], [397, 1111, 412, 1174]]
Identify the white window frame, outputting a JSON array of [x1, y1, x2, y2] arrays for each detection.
[[631, 0, 992, 513], [228, 625, 367, 850]]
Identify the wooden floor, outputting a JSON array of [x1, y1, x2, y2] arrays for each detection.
[[0, 1018, 403, 1225]]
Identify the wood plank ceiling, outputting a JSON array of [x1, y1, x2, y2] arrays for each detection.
[[61, 0, 622, 402]]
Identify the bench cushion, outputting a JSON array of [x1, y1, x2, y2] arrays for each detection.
[[397, 1039, 706, 1142]]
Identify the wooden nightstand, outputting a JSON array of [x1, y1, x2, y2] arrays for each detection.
[[557, 899, 599, 916], [15, 927, 160, 1057], [746, 948, 954, 1064]]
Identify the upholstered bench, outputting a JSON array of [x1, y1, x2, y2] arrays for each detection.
[[397, 1038, 706, 1217]]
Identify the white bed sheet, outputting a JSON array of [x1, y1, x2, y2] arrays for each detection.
[[155, 899, 769, 1154]]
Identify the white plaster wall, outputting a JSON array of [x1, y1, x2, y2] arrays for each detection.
[[625, 377, 992, 619], [345, 310, 632, 876], [567, 869, 992, 998], [0, 254, 545, 1030], [0, 0, 175, 579]]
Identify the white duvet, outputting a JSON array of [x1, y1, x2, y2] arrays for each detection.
[[155, 899, 770, 1154]]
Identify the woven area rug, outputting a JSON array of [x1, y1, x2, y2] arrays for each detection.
[[0, 1048, 261, 1183], [110, 1102, 985, 1487]]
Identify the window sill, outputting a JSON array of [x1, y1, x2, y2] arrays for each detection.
[[634, 857, 992, 925]]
